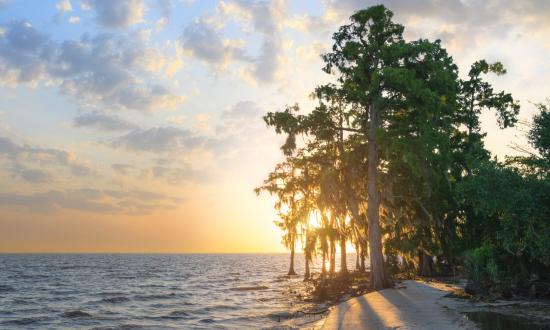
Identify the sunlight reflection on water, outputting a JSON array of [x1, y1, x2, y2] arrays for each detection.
[[0, 253, 361, 329]]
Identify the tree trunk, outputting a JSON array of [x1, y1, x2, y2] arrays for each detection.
[[329, 238, 336, 275], [367, 103, 389, 290], [304, 252, 310, 280], [321, 248, 327, 278], [340, 236, 348, 276], [360, 246, 366, 272], [355, 244, 360, 270], [288, 244, 297, 276], [418, 250, 434, 277]]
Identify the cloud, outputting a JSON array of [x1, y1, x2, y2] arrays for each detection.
[[111, 163, 134, 174], [141, 165, 209, 184], [53, 33, 184, 111], [295, 0, 550, 56], [244, 34, 282, 83], [155, 0, 173, 31], [0, 136, 95, 178], [11, 165, 51, 183], [0, 21, 184, 111], [108, 101, 268, 159], [0, 188, 183, 214], [82, 0, 146, 29], [180, 0, 287, 83], [180, 19, 248, 69], [73, 111, 138, 131], [56, 0, 73, 13], [110, 126, 210, 153], [215, 100, 271, 150], [220, 0, 286, 83], [68, 16, 81, 24], [221, 100, 261, 120], [0, 21, 52, 86]]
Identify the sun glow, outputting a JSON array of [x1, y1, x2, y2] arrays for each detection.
[[308, 210, 321, 228]]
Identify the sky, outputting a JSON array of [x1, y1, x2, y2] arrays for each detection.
[[0, 0, 549, 253]]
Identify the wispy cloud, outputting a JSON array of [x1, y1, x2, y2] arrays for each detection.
[[110, 126, 211, 153], [0, 188, 183, 214], [73, 111, 138, 131], [0, 136, 95, 178]]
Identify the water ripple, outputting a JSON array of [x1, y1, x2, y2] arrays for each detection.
[[0, 253, 356, 329]]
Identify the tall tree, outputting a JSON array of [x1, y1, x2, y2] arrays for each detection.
[[322, 5, 459, 288]]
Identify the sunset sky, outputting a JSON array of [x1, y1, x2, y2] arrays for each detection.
[[1, 0, 549, 253]]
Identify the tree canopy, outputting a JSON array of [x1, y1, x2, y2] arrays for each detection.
[[257, 4, 549, 297]]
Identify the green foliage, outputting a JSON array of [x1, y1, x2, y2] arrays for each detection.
[[463, 244, 500, 284], [459, 60, 520, 132], [457, 161, 550, 289], [529, 102, 550, 159], [257, 3, 548, 296]]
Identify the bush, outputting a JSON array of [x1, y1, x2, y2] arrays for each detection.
[[463, 244, 499, 285]]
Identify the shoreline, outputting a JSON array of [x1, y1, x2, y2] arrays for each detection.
[[319, 279, 550, 329]]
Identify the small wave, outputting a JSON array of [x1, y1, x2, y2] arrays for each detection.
[[114, 275, 137, 279], [1, 317, 46, 326], [91, 324, 153, 330], [94, 291, 127, 297], [16, 274, 49, 279], [133, 293, 176, 301], [45, 295, 75, 302], [0, 285, 15, 292], [168, 310, 191, 317], [200, 304, 241, 313], [157, 310, 195, 320], [101, 296, 130, 303], [59, 265, 94, 270], [12, 298, 36, 305], [62, 310, 93, 318], [51, 289, 80, 296], [199, 318, 215, 323], [137, 283, 166, 288], [230, 286, 268, 291], [267, 311, 294, 321]]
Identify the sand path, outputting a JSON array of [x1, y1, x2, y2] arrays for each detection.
[[321, 280, 477, 330]]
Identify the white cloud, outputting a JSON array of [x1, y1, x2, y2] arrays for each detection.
[[110, 126, 211, 153], [166, 115, 186, 125], [56, 0, 73, 13], [79, 0, 91, 10], [155, 0, 173, 31], [73, 111, 138, 131], [68, 16, 81, 24], [180, 0, 289, 84], [0, 21, 185, 112], [221, 100, 260, 120], [0, 135, 96, 178], [180, 19, 249, 70], [82, 0, 146, 29]]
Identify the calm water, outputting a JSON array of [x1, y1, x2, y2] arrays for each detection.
[[0, 254, 357, 329]]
